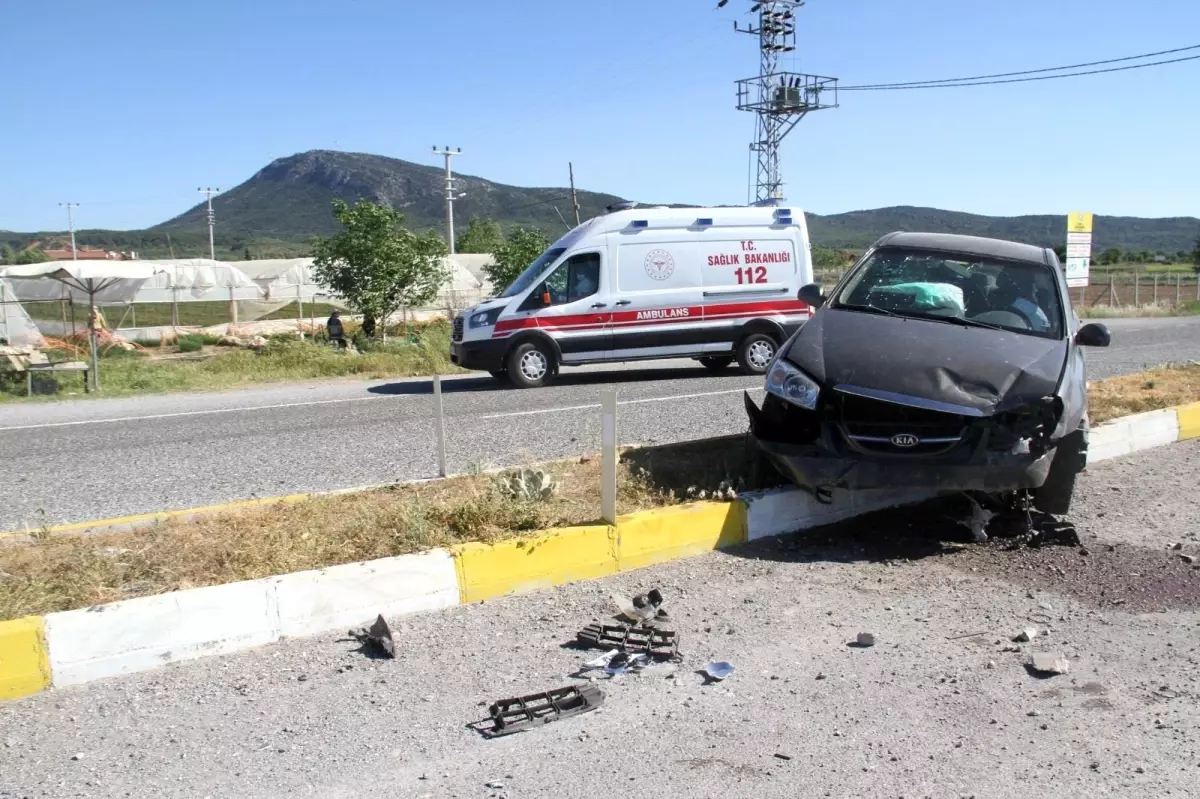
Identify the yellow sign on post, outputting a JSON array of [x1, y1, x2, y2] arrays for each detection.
[[1067, 212, 1094, 234]]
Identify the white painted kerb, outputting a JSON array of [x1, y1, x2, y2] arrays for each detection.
[[44, 549, 459, 688], [1087, 409, 1180, 464]]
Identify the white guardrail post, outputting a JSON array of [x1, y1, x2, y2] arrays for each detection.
[[433, 375, 447, 478], [601, 388, 618, 524]]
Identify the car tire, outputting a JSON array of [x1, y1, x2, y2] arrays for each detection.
[[736, 333, 778, 376], [1033, 426, 1088, 515], [507, 341, 554, 389], [699, 356, 733, 374]]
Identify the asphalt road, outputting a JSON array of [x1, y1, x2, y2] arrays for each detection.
[[1, 315, 1198, 530], [2, 440, 1198, 798]]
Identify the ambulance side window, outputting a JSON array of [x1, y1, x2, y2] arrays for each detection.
[[543, 253, 601, 306]]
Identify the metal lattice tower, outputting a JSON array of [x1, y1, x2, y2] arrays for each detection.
[[732, 0, 837, 203]]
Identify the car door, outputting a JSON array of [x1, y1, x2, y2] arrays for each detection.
[[608, 241, 706, 360], [519, 251, 611, 363]]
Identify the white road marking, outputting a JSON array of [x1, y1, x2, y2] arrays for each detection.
[[0, 384, 767, 432], [0, 395, 388, 432], [477, 387, 763, 420]]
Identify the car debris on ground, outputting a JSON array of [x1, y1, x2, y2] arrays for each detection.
[[1015, 627, 1039, 643], [703, 662, 734, 682], [472, 685, 605, 738], [577, 622, 681, 661], [348, 614, 397, 658]]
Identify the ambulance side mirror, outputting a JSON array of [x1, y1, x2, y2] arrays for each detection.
[[540, 285, 552, 306], [798, 283, 826, 308]]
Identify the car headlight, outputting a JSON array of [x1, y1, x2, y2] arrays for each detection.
[[764, 358, 820, 410], [469, 308, 504, 328]]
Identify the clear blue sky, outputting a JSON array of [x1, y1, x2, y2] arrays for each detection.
[[2, 0, 1197, 232]]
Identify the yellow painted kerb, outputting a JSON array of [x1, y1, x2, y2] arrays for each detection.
[[1177, 402, 1200, 441], [0, 616, 51, 701], [453, 525, 618, 604], [617, 501, 747, 571]]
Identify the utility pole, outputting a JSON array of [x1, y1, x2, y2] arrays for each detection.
[[59, 202, 80, 260], [569, 162, 582, 226], [198, 187, 220, 260], [432, 146, 463, 254], [732, 1, 838, 203]]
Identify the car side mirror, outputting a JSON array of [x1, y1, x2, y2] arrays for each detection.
[[798, 283, 825, 309], [1075, 322, 1111, 347]]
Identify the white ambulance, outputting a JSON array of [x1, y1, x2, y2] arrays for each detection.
[[450, 202, 815, 388]]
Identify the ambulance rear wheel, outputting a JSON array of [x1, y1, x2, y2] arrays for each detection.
[[736, 333, 777, 376], [507, 342, 554, 388], [699, 356, 733, 373]]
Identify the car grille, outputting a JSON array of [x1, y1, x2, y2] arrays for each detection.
[[452, 315, 464, 342], [836, 392, 968, 456]]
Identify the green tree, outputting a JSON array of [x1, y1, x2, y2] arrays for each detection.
[[0, 244, 15, 265], [455, 216, 505, 255], [243, 246, 252, 261], [484, 227, 550, 293], [811, 247, 843, 271], [1053, 244, 1067, 262], [1098, 247, 1123, 266], [14, 247, 50, 265], [1191, 233, 1200, 275], [311, 200, 449, 338]]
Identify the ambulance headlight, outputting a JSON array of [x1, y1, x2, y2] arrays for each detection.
[[764, 358, 820, 410], [469, 308, 503, 328]]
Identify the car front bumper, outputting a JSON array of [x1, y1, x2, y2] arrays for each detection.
[[745, 390, 1058, 495], [450, 337, 507, 372], [753, 436, 1055, 495]]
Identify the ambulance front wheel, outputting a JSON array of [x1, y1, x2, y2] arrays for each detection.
[[736, 333, 778, 376], [507, 341, 555, 388]]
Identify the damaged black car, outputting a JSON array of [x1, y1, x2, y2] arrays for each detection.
[[745, 231, 1111, 515]]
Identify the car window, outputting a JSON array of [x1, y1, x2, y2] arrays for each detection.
[[834, 247, 1063, 338], [544, 252, 601, 305]]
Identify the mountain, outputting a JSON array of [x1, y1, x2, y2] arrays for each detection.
[[153, 150, 626, 242], [4, 150, 1197, 260], [805, 206, 1199, 254]]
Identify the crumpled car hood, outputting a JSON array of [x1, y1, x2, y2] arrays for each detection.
[[784, 308, 1067, 415]]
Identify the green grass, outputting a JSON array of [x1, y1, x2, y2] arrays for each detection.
[[0, 321, 462, 401]]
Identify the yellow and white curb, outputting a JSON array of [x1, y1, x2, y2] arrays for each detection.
[[2, 402, 1197, 702]]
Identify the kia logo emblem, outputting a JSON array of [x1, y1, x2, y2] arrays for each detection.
[[890, 433, 920, 448]]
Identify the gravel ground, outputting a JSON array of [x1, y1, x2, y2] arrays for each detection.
[[1, 315, 1197, 529], [2, 441, 1199, 799]]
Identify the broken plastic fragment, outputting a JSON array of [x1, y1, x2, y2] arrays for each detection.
[[582, 649, 621, 671], [605, 652, 649, 677], [705, 662, 734, 681]]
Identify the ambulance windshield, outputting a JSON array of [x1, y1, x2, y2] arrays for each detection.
[[497, 247, 567, 298]]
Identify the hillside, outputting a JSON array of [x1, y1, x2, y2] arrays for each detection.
[[3, 149, 1197, 259], [154, 150, 626, 241]]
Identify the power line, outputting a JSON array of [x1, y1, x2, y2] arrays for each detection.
[[841, 46, 1200, 91]]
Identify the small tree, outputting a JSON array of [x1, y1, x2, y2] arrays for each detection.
[[456, 216, 505, 255], [484, 227, 550, 293], [0, 244, 15, 265], [1098, 247, 1123, 266], [14, 247, 49, 265], [1192, 233, 1200, 275], [312, 200, 449, 338], [243, 246, 252, 261]]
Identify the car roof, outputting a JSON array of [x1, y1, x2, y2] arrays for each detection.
[[874, 231, 1052, 265]]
